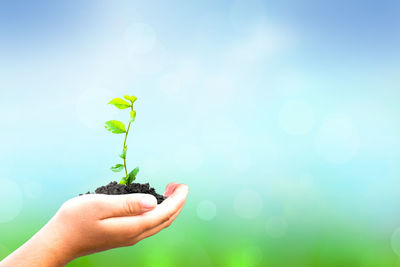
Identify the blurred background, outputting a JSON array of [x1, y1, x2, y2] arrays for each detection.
[[0, 0, 400, 266]]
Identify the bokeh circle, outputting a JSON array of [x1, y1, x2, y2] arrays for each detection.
[[234, 189, 263, 219], [0, 179, 23, 223], [197, 200, 217, 221]]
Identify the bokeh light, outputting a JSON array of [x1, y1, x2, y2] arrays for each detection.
[[241, 246, 263, 266], [234, 189, 263, 219], [265, 216, 288, 238], [0, 179, 23, 223], [22, 179, 42, 199], [315, 114, 360, 164], [391, 227, 400, 256], [196, 200, 217, 221]]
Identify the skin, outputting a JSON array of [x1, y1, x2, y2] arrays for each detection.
[[0, 183, 189, 267]]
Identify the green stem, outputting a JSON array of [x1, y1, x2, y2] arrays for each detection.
[[122, 106, 133, 178]]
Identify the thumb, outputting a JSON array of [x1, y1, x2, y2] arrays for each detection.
[[91, 193, 158, 218]]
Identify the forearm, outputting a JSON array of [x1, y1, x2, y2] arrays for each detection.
[[0, 221, 73, 267]]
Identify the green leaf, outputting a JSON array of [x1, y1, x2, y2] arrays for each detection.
[[130, 166, 139, 177], [104, 120, 126, 134], [110, 164, 124, 172], [127, 167, 139, 185], [120, 176, 127, 185], [119, 146, 127, 159], [108, 98, 131, 109], [129, 110, 136, 122], [124, 95, 137, 104]]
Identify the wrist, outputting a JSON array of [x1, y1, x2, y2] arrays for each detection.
[[33, 218, 77, 266], [0, 221, 74, 267]]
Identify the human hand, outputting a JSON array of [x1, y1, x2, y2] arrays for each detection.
[[0, 183, 189, 267]]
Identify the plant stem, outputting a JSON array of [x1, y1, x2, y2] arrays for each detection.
[[122, 106, 133, 178]]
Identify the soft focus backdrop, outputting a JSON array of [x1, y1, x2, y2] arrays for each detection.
[[1, 0, 400, 266]]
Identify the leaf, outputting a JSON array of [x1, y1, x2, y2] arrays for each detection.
[[110, 164, 124, 172], [120, 176, 127, 185], [105, 120, 126, 134], [127, 167, 139, 185], [108, 98, 131, 109], [130, 166, 139, 177], [124, 95, 137, 104], [129, 110, 136, 122], [119, 146, 127, 159]]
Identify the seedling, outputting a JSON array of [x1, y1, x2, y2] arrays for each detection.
[[104, 95, 139, 185], [81, 95, 166, 203]]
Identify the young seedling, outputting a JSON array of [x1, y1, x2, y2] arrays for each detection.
[[104, 95, 139, 185]]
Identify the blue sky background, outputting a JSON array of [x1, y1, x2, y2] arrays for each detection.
[[0, 0, 400, 263]]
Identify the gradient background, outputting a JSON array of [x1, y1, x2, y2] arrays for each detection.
[[1, 0, 400, 266]]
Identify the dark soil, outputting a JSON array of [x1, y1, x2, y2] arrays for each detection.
[[82, 181, 166, 204]]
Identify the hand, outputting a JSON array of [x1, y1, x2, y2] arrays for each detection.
[[0, 183, 189, 267]]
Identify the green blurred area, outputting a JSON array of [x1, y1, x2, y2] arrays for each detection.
[[1, 210, 397, 267]]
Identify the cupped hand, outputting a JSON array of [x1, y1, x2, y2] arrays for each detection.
[[0, 183, 188, 267], [60, 183, 188, 260]]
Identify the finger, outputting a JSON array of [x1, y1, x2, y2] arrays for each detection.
[[79, 193, 158, 219], [98, 204, 185, 248], [135, 202, 185, 242], [164, 183, 180, 197], [140, 184, 188, 229], [101, 184, 188, 235]]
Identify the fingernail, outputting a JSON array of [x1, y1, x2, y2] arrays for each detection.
[[164, 183, 179, 197], [141, 195, 157, 210], [164, 188, 172, 197]]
